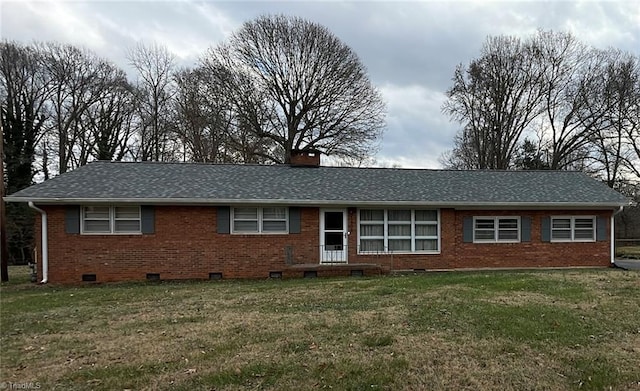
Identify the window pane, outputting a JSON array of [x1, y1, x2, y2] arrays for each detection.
[[415, 239, 438, 251], [263, 207, 286, 220], [84, 220, 110, 233], [388, 210, 410, 222], [324, 212, 343, 230], [415, 224, 437, 237], [360, 239, 384, 252], [114, 220, 141, 232], [498, 230, 518, 240], [389, 239, 411, 251], [115, 206, 140, 219], [415, 210, 437, 222], [388, 224, 410, 236], [235, 208, 258, 220], [84, 206, 109, 219], [498, 219, 518, 229], [361, 224, 384, 237], [552, 219, 571, 229], [234, 221, 258, 232], [575, 218, 594, 229], [360, 209, 384, 221], [551, 229, 571, 240], [475, 219, 495, 229], [263, 221, 286, 232], [325, 232, 343, 249], [358, 208, 441, 253], [574, 229, 594, 240], [474, 230, 495, 240]]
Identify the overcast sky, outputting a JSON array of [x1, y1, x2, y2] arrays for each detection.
[[2, 1, 639, 168]]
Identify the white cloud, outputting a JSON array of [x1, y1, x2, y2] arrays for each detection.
[[377, 83, 456, 168], [1, 1, 106, 48]]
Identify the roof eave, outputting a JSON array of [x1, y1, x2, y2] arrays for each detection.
[[3, 196, 630, 209]]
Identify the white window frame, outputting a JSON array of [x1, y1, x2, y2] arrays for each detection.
[[551, 216, 596, 242], [473, 216, 521, 243], [357, 209, 440, 254], [231, 207, 288, 234], [81, 205, 141, 235]]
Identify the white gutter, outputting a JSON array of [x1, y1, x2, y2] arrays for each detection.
[[3, 196, 629, 209], [28, 202, 48, 283], [611, 205, 625, 264]]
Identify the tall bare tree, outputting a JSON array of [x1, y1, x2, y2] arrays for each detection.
[[588, 50, 640, 187], [127, 43, 177, 161], [173, 67, 233, 163], [531, 32, 613, 170], [0, 41, 51, 264], [443, 35, 546, 169], [441, 30, 639, 182], [1, 41, 50, 192], [41, 43, 117, 173], [202, 14, 385, 164], [85, 68, 136, 162]]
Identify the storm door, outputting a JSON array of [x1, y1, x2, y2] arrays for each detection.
[[320, 209, 348, 263]]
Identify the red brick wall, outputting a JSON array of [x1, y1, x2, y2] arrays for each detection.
[[32, 205, 613, 284], [352, 209, 612, 270]]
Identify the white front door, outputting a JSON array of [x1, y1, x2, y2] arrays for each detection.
[[320, 209, 348, 264]]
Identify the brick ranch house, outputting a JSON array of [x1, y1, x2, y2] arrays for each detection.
[[5, 151, 629, 284]]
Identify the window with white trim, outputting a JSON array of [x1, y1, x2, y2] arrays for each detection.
[[359, 209, 439, 253], [82, 206, 141, 234], [473, 217, 520, 243], [551, 216, 595, 242], [232, 207, 288, 233]]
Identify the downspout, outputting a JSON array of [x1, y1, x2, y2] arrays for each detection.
[[611, 206, 624, 265], [28, 202, 48, 283]]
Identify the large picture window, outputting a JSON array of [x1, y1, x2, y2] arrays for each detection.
[[359, 209, 439, 253], [82, 206, 141, 234], [551, 216, 595, 242], [232, 207, 288, 233], [473, 217, 520, 243]]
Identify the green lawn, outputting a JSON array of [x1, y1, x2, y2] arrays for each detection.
[[1, 266, 639, 390]]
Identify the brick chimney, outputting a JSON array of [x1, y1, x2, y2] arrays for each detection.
[[290, 149, 321, 167]]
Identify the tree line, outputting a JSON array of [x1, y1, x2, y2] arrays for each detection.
[[442, 30, 639, 196], [0, 14, 385, 264]]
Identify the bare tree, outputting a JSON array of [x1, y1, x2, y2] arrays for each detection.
[[441, 30, 639, 184], [532, 32, 613, 170], [127, 42, 177, 161], [1, 41, 50, 192], [201, 14, 385, 164], [588, 50, 640, 187], [0, 41, 51, 264], [443, 35, 546, 169], [608, 54, 640, 183], [173, 67, 233, 163], [41, 43, 117, 173], [85, 68, 136, 162]]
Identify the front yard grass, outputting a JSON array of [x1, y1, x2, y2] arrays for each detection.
[[1, 266, 639, 390]]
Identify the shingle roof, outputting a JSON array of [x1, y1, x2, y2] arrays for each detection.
[[5, 161, 629, 207]]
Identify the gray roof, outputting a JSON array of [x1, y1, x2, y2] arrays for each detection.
[[5, 161, 629, 208]]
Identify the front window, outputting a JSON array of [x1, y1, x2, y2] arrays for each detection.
[[232, 207, 288, 233], [359, 209, 439, 253], [551, 216, 595, 242], [473, 217, 520, 243], [82, 206, 141, 234]]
